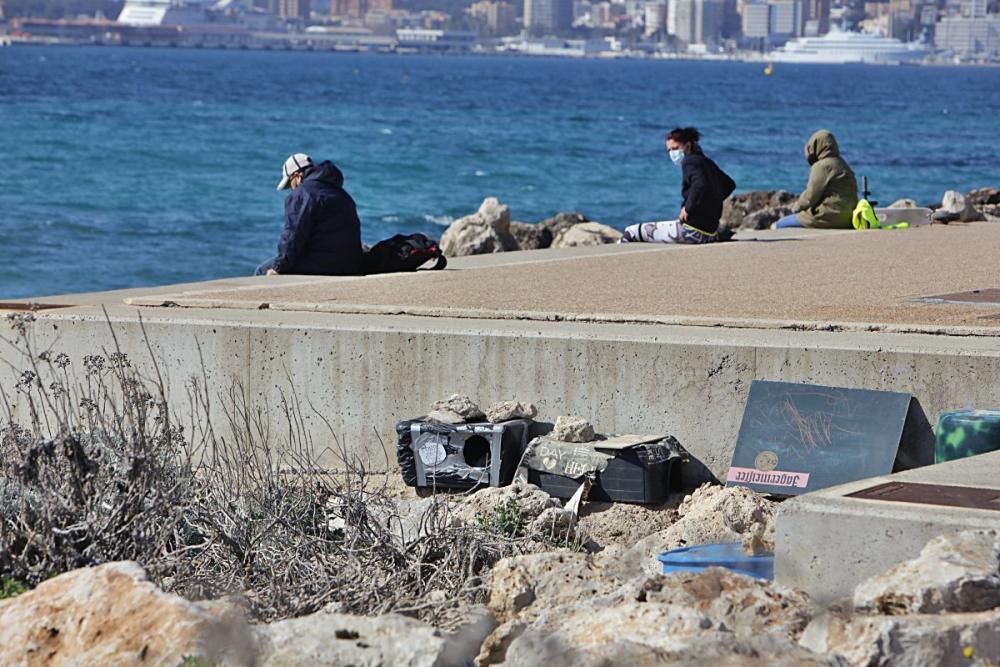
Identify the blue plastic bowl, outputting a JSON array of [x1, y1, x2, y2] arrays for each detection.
[[657, 542, 774, 580]]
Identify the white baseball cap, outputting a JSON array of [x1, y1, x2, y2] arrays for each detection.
[[277, 153, 313, 190]]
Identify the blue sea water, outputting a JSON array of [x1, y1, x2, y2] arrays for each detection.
[[1, 46, 998, 299]]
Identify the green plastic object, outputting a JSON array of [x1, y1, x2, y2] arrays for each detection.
[[935, 410, 1000, 464]]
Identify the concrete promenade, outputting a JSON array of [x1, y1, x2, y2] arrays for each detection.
[[2, 223, 999, 482]]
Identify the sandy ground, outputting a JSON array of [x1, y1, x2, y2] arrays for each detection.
[[127, 223, 1000, 331]]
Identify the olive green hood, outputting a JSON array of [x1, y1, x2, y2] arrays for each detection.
[[804, 129, 840, 165], [793, 129, 858, 229]]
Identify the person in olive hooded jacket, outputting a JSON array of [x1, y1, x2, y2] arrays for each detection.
[[774, 130, 858, 229]]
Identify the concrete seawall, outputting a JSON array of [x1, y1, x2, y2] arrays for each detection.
[[3, 301, 998, 479]]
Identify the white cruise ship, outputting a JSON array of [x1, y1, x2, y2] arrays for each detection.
[[772, 29, 929, 64]]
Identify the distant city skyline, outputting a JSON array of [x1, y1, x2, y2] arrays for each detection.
[[2, 0, 998, 59]]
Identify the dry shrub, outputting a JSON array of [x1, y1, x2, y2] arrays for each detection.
[[0, 312, 538, 626]]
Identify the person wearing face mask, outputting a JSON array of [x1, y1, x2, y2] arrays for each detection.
[[255, 152, 364, 276], [620, 126, 735, 244], [772, 129, 858, 229]]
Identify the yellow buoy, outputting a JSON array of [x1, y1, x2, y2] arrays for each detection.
[[764, 63, 774, 76]]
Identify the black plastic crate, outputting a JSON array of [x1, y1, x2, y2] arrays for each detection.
[[527, 444, 676, 504]]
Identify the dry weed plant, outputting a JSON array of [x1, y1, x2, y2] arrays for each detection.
[[0, 312, 551, 627]]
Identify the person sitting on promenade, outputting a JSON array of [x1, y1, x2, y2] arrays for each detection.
[[773, 129, 858, 230], [255, 153, 364, 276], [620, 127, 736, 244]]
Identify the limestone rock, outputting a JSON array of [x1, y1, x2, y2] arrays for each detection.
[[966, 187, 1000, 206], [551, 222, 621, 247], [538, 212, 589, 240], [888, 197, 920, 208], [801, 609, 1000, 667], [0, 561, 255, 667], [440, 198, 520, 256], [626, 483, 777, 574], [854, 529, 1000, 615], [428, 393, 485, 424], [485, 400, 538, 423], [255, 611, 448, 667], [451, 483, 560, 529], [508, 221, 553, 250], [721, 190, 797, 231], [941, 190, 985, 222], [742, 205, 793, 230], [486, 552, 617, 626], [551, 415, 595, 443], [500, 569, 829, 667]]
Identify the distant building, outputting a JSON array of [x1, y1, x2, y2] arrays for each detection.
[[644, 1, 666, 35], [469, 0, 518, 34], [331, 0, 391, 18], [741, 0, 769, 37], [741, 0, 801, 42], [396, 27, 477, 49], [801, 0, 828, 35], [935, 15, 1000, 56], [672, 0, 723, 44], [524, 0, 573, 35], [769, 0, 800, 37], [960, 0, 987, 17], [279, 0, 310, 19]]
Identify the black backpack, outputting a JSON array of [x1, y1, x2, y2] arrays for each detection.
[[362, 233, 447, 275]]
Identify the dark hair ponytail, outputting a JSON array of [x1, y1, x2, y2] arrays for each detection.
[[666, 127, 701, 144]]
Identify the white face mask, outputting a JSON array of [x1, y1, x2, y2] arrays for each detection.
[[669, 149, 685, 165]]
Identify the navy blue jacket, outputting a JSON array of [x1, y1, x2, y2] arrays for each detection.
[[680, 147, 736, 235], [274, 161, 363, 276]]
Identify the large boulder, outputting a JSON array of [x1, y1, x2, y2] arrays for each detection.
[[256, 611, 450, 667], [494, 568, 831, 667], [508, 221, 553, 250], [966, 188, 1000, 222], [428, 393, 485, 424], [450, 483, 560, 528], [440, 198, 520, 256], [854, 529, 1000, 615], [537, 212, 590, 240], [888, 197, 920, 208], [0, 562, 475, 667], [941, 190, 985, 222], [741, 205, 794, 230], [721, 191, 797, 231], [625, 484, 777, 574], [551, 415, 595, 442], [551, 222, 621, 247], [0, 562, 255, 667], [801, 609, 1000, 667], [965, 187, 1000, 206], [485, 400, 538, 423]]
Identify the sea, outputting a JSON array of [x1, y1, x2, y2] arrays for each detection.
[[1, 45, 999, 299]]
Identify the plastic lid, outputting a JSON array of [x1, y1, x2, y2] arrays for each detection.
[[657, 542, 773, 567]]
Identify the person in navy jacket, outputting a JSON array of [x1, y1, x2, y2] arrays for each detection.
[[256, 153, 363, 276]]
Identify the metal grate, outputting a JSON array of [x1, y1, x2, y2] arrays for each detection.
[[0, 302, 74, 312], [914, 289, 1000, 307], [846, 481, 1000, 512]]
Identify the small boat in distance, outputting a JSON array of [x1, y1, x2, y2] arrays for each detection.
[[772, 28, 929, 64]]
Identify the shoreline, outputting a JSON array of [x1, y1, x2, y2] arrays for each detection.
[[5, 38, 999, 68]]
